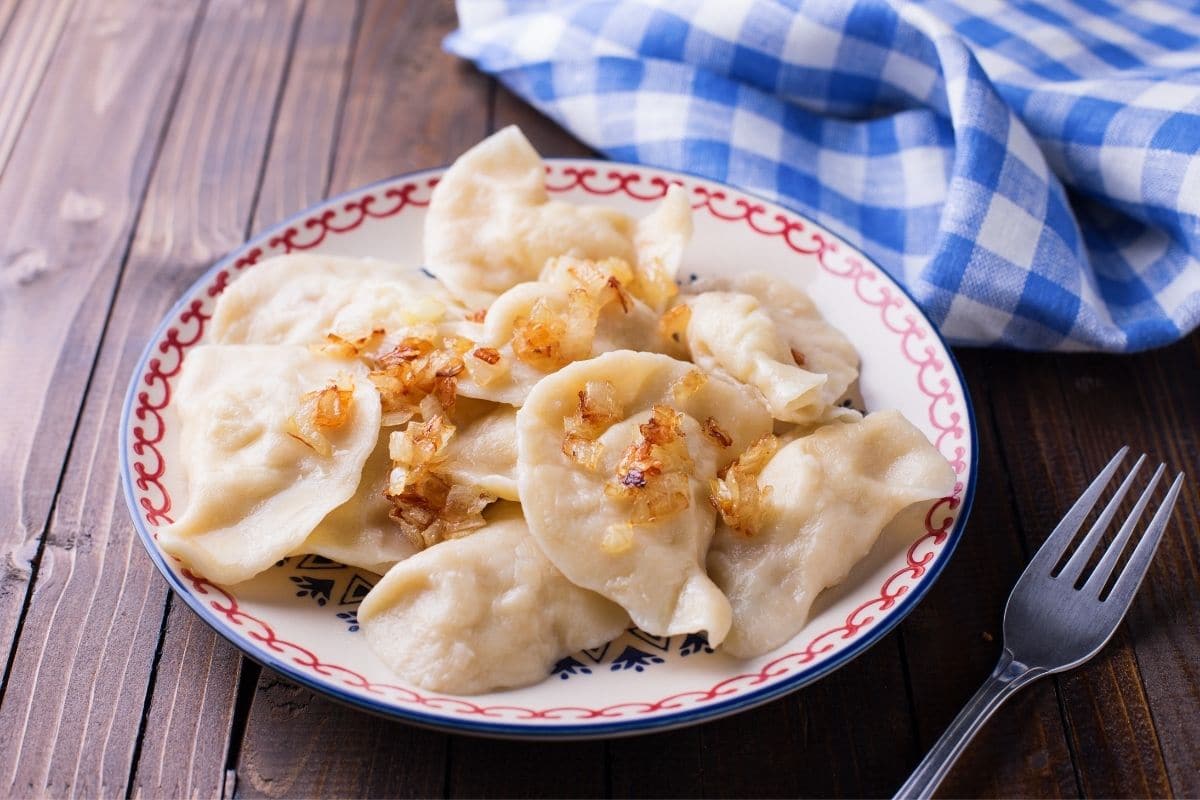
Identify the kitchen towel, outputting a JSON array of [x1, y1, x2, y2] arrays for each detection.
[[447, 0, 1200, 351]]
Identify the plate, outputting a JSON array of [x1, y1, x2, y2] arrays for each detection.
[[120, 159, 977, 738]]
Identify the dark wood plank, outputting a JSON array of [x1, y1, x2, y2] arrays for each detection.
[[900, 355, 1080, 799], [132, 3, 362, 795], [1108, 333, 1200, 798], [698, 634, 918, 799], [1023, 335, 1200, 798], [445, 739, 606, 799], [0, 0, 200, 705], [608, 579, 919, 795], [237, 671, 447, 799], [0, 0, 74, 175], [0, 1, 304, 796], [982, 346, 1185, 799], [234, 3, 490, 794]]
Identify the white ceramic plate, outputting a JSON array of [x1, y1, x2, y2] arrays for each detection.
[[121, 160, 977, 738]]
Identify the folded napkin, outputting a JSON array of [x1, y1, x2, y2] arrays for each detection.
[[446, 0, 1200, 352]]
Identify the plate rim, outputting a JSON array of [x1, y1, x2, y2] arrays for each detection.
[[119, 158, 979, 739]]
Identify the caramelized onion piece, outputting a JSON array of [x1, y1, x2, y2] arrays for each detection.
[[369, 335, 466, 420], [511, 299, 568, 371], [702, 417, 733, 448], [313, 328, 385, 359], [285, 375, 356, 457], [561, 380, 623, 470], [388, 415, 456, 487], [384, 414, 492, 549], [542, 255, 636, 313], [658, 303, 691, 347], [709, 433, 779, 536], [472, 347, 501, 365], [668, 367, 707, 404], [606, 404, 694, 524]]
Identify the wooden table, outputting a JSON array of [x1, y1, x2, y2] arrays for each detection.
[[2, 2, 1196, 797]]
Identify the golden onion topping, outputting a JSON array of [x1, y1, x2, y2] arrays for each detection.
[[285, 375, 356, 457], [561, 380, 623, 470], [709, 433, 780, 537], [605, 404, 694, 524]]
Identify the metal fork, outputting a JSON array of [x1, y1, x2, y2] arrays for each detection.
[[894, 447, 1185, 800]]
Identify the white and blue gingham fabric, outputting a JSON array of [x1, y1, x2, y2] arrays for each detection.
[[446, 0, 1200, 352]]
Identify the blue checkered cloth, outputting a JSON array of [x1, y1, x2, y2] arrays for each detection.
[[446, 0, 1200, 351]]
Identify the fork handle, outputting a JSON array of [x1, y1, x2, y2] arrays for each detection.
[[893, 650, 1046, 800]]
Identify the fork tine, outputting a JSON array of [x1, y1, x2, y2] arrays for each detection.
[[1027, 447, 1128, 574], [1102, 472, 1185, 608], [1057, 454, 1146, 585], [1082, 463, 1164, 596]]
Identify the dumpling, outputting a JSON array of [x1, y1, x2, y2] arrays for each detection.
[[706, 410, 956, 658], [211, 253, 456, 355], [682, 291, 842, 424], [423, 126, 636, 309], [358, 504, 630, 694], [438, 403, 519, 501], [633, 183, 693, 311], [159, 345, 381, 584], [423, 126, 695, 311], [517, 351, 773, 646], [298, 434, 417, 575], [456, 273, 663, 406], [689, 273, 859, 406]]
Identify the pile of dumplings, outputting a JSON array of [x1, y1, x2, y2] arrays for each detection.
[[160, 127, 956, 695]]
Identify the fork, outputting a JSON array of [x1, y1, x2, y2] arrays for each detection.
[[894, 447, 1185, 800]]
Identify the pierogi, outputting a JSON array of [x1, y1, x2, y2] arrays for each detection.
[[517, 351, 773, 646], [211, 254, 456, 354], [707, 410, 957, 658], [456, 279, 663, 406], [437, 403, 520, 501], [358, 504, 630, 694], [423, 125, 693, 311], [159, 126, 958, 697], [687, 273, 860, 408], [682, 291, 836, 424], [299, 434, 418, 575], [159, 345, 381, 584]]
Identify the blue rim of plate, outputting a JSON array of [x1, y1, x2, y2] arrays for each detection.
[[119, 159, 979, 739]]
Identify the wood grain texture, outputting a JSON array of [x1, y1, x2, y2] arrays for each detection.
[[1100, 334, 1200, 798], [328, 0, 490, 191], [901, 356, 1080, 799], [252, 0, 360, 232], [133, 3, 362, 795], [0, 1, 302, 796], [236, 671, 447, 799], [234, 3, 488, 794], [0, 0, 75, 176], [0, 0, 200, 703], [983, 348, 1183, 799], [606, 632, 919, 798], [988, 338, 1200, 799], [130, 598, 245, 800], [2, 2, 1198, 797], [445, 739, 605, 799]]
